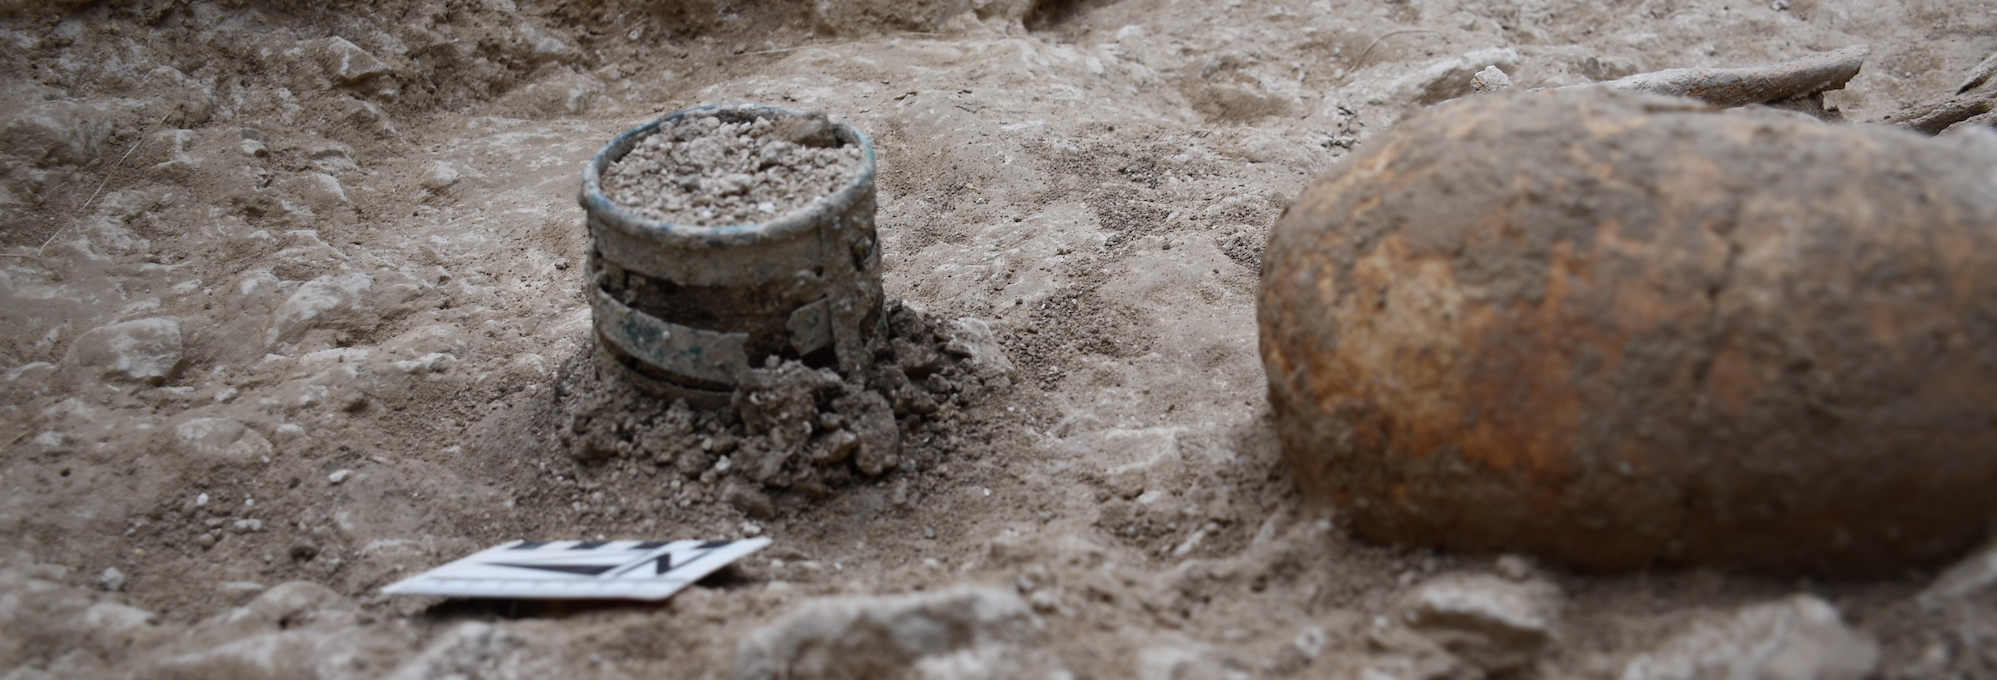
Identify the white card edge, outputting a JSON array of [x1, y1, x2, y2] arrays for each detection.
[[380, 537, 773, 601]]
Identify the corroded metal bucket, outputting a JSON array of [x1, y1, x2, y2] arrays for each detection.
[[579, 105, 882, 405]]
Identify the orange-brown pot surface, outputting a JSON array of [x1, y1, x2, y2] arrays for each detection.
[[1258, 88, 1997, 575]]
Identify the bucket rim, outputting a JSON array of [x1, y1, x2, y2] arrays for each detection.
[[578, 103, 878, 248]]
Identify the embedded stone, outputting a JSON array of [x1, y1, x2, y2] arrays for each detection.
[[1620, 595, 1877, 680], [64, 317, 185, 385]]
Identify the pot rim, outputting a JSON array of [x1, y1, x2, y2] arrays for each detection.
[[578, 103, 877, 249]]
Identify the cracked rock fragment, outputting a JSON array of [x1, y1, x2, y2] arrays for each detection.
[[1399, 573, 1560, 673], [733, 587, 1071, 680], [1619, 595, 1877, 680]]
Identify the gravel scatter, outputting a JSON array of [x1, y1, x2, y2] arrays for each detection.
[[602, 112, 864, 227]]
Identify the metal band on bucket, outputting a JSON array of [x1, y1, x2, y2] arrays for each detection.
[[578, 105, 883, 404]]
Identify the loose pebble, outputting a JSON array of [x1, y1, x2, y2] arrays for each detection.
[[100, 567, 125, 592]]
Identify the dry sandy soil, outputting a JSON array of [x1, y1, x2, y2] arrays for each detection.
[[2, 0, 1995, 678]]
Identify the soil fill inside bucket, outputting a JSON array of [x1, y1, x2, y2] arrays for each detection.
[[579, 105, 882, 407]]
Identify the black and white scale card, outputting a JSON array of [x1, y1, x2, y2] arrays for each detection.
[[382, 538, 771, 601]]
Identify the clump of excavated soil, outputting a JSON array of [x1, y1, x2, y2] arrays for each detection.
[[602, 112, 865, 226], [558, 300, 1015, 514]]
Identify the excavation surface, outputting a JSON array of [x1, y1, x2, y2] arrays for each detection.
[[1, 0, 1993, 678]]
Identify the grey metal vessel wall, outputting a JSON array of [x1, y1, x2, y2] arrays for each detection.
[[578, 104, 883, 405]]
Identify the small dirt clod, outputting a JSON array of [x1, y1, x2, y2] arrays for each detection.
[[560, 301, 1004, 503]]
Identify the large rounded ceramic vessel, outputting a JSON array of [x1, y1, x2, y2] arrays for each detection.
[[1258, 88, 1997, 575]]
